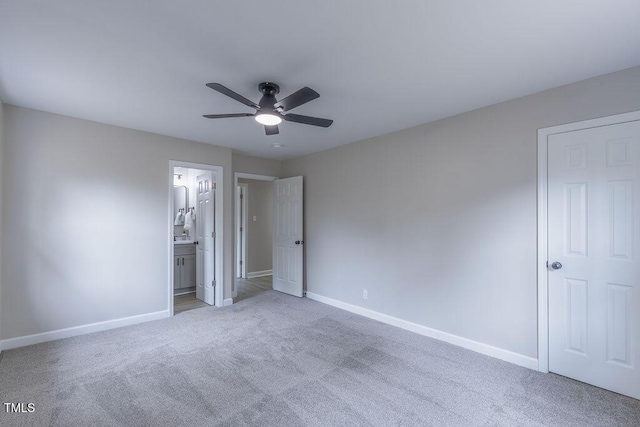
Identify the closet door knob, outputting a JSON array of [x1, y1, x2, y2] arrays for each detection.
[[551, 261, 562, 270]]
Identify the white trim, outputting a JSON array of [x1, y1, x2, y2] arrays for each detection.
[[235, 172, 279, 181], [214, 167, 224, 308], [0, 310, 169, 351], [247, 269, 273, 279], [537, 131, 549, 373], [223, 298, 234, 306], [306, 292, 538, 370], [536, 110, 640, 373], [170, 161, 225, 311], [233, 172, 278, 299], [236, 183, 248, 280], [168, 164, 176, 317]]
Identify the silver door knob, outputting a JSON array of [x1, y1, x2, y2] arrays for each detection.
[[551, 262, 562, 270]]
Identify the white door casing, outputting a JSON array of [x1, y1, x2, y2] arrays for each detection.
[[196, 172, 215, 305], [273, 176, 304, 297], [236, 183, 248, 279], [546, 120, 640, 399]]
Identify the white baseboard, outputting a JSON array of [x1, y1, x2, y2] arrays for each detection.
[[0, 310, 170, 351], [305, 292, 538, 370], [247, 269, 273, 279], [223, 298, 234, 306]]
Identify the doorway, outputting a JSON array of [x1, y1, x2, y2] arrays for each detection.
[[234, 173, 278, 301], [537, 111, 640, 399], [169, 162, 224, 315]]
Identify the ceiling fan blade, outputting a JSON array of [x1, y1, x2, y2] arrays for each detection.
[[283, 113, 333, 128], [274, 87, 319, 112], [265, 125, 279, 135], [206, 83, 259, 109], [203, 113, 254, 119]]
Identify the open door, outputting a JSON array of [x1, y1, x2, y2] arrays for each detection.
[[196, 172, 216, 305], [273, 176, 304, 297]]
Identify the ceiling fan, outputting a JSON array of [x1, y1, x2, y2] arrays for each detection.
[[203, 82, 333, 135]]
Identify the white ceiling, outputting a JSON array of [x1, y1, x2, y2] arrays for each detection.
[[1, 1, 639, 160]]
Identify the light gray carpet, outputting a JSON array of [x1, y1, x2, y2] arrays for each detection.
[[1, 291, 639, 426]]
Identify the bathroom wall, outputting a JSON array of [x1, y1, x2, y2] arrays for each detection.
[[172, 167, 211, 241], [173, 166, 189, 238]]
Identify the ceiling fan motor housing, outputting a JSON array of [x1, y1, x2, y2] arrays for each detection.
[[258, 82, 280, 111]]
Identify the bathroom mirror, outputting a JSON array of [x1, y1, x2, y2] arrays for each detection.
[[173, 185, 188, 223]]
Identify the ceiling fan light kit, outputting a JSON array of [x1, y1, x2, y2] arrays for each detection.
[[254, 112, 282, 126], [203, 81, 333, 135]]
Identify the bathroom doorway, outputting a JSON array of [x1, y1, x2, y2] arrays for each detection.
[[169, 162, 224, 315]]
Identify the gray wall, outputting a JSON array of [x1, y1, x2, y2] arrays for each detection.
[[233, 153, 281, 178], [282, 66, 640, 359], [0, 105, 239, 340], [239, 179, 274, 273]]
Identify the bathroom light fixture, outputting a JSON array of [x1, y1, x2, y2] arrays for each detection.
[[254, 112, 282, 126]]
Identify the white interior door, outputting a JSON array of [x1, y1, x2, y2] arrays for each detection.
[[196, 172, 215, 305], [273, 176, 304, 297], [548, 120, 640, 399]]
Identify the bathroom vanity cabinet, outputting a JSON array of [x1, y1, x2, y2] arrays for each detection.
[[174, 243, 196, 292]]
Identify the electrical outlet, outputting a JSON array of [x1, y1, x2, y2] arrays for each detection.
[[362, 289, 368, 300]]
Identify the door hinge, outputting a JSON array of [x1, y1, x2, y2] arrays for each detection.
[[240, 193, 243, 199], [212, 231, 216, 238], [211, 182, 217, 190], [240, 227, 243, 232], [239, 260, 243, 265]]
